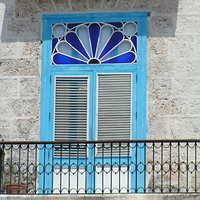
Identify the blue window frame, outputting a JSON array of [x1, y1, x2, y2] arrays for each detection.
[[40, 12, 147, 193]]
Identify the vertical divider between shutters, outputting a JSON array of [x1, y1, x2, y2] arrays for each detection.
[[87, 72, 96, 193], [130, 73, 137, 193], [47, 74, 54, 193]]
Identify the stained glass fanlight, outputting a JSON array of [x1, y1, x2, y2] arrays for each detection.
[[52, 22, 137, 65]]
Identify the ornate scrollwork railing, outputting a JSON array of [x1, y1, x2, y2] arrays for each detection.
[[0, 139, 200, 194]]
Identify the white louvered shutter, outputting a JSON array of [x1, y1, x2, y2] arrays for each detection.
[[97, 74, 132, 155], [54, 77, 88, 157]]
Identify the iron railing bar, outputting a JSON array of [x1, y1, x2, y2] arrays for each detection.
[[60, 144, 62, 194], [34, 144, 38, 194], [195, 142, 197, 192], [51, 144, 54, 194], [169, 142, 172, 193], [85, 143, 87, 194], [135, 142, 138, 193], [0, 144, 5, 194], [2, 139, 200, 145], [18, 144, 21, 190], [152, 142, 154, 193], [143, 142, 146, 193], [76, 143, 79, 194], [43, 144, 46, 194], [161, 142, 163, 193], [102, 142, 104, 194], [93, 143, 96, 194], [119, 142, 121, 193], [127, 142, 130, 193], [187, 142, 189, 192], [10, 144, 13, 185], [110, 142, 113, 193], [26, 144, 30, 194], [68, 143, 71, 194], [178, 142, 180, 193]]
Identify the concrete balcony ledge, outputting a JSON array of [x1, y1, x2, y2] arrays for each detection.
[[0, 194, 200, 200]]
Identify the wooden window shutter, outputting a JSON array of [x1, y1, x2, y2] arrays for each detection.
[[54, 76, 88, 157], [97, 74, 132, 155]]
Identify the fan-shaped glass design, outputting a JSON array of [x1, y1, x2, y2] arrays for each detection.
[[52, 22, 137, 65]]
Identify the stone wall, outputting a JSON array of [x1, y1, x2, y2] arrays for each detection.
[[0, 194, 200, 200], [0, 0, 200, 141]]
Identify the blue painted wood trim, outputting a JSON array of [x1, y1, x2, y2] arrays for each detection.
[[136, 15, 147, 141], [43, 12, 147, 20], [130, 14, 148, 193], [39, 17, 51, 193], [87, 72, 96, 193]]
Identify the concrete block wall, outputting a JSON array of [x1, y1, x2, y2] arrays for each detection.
[[0, 0, 200, 141]]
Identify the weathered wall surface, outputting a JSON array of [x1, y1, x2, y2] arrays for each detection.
[[0, 194, 200, 200], [0, 0, 200, 141]]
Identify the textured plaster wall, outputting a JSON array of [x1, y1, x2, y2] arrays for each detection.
[[0, 0, 200, 141], [0, 194, 200, 200]]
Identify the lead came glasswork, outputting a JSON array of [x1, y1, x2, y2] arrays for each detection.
[[52, 22, 137, 65]]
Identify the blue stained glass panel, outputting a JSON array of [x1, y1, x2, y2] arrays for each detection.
[[108, 22, 123, 28], [102, 52, 136, 64], [67, 23, 81, 29], [89, 23, 100, 57], [52, 38, 58, 52], [131, 36, 137, 52], [99, 31, 123, 59], [66, 32, 89, 59], [53, 53, 86, 64]]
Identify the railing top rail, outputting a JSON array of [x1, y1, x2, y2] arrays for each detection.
[[0, 139, 200, 144]]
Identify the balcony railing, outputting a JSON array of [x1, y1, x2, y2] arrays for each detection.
[[0, 139, 200, 194]]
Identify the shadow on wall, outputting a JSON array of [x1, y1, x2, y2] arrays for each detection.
[[0, 0, 179, 43]]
